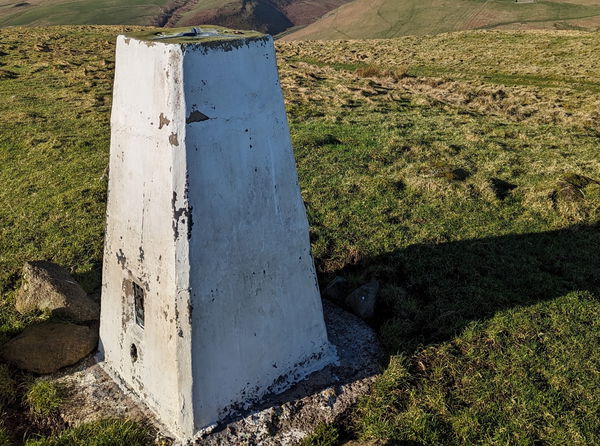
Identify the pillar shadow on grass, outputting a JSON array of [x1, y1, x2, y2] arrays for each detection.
[[59, 224, 600, 443], [191, 224, 600, 442], [322, 223, 600, 355]]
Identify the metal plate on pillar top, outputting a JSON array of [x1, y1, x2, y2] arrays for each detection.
[[126, 26, 265, 44]]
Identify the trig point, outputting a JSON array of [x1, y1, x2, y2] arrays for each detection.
[[99, 26, 335, 441]]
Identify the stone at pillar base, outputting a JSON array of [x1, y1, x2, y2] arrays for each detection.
[[56, 301, 382, 445]]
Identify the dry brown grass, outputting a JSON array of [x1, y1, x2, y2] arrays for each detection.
[[277, 31, 600, 130]]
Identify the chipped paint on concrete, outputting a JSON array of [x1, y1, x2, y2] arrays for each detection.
[[186, 110, 210, 123], [159, 113, 171, 129], [100, 31, 334, 443], [99, 35, 193, 439]]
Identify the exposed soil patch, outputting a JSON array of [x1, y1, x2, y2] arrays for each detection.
[[280, 0, 353, 27], [154, 0, 198, 27], [173, 0, 293, 35]]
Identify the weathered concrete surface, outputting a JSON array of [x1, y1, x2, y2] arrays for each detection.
[[1, 322, 98, 374], [197, 301, 383, 446], [54, 358, 161, 429], [100, 32, 189, 438], [100, 27, 334, 441], [16, 261, 99, 322], [60, 302, 381, 445]]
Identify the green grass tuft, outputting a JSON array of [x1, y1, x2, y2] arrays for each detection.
[[0, 423, 11, 446], [25, 380, 62, 418], [301, 422, 340, 446], [25, 419, 151, 446], [0, 365, 16, 409]]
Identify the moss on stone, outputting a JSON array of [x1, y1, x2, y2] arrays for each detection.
[[553, 172, 600, 203]]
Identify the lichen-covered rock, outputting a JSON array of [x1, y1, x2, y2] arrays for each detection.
[[344, 281, 379, 320], [1, 322, 98, 374], [16, 261, 99, 322]]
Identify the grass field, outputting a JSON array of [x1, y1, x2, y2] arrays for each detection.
[[0, 0, 169, 27], [282, 0, 600, 40], [0, 26, 599, 444]]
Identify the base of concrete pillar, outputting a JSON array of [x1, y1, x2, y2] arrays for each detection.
[[56, 301, 383, 445]]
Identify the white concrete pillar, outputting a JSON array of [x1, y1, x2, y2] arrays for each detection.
[[99, 27, 335, 441]]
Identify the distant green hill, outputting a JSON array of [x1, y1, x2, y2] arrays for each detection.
[[0, 0, 352, 34], [5, 0, 600, 38], [281, 0, 600, 40]]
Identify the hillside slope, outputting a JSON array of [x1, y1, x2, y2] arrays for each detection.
[[166, 0, 352, 34], [0, 0, 353, 34], [0, 0, 168, 27], [282, 0, 600, 40], [1, 26, 599, 444]]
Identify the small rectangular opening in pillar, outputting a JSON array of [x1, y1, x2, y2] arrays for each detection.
[[133, 282, 145, 328]]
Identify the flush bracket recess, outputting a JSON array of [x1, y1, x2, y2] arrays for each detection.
[[133, 282, 145, 328]]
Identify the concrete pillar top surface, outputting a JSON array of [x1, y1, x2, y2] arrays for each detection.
[[124, 26, 266, 47]]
